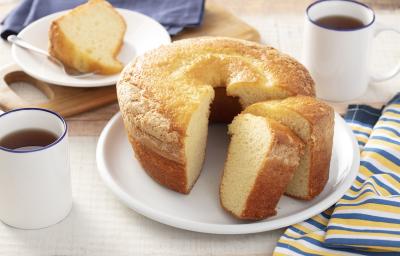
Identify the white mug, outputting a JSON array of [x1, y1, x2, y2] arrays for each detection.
[[0, 108, 72, 229], [302, 0, 400, 101]]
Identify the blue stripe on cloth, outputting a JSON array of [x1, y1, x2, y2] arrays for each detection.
[[327, 225, 400, 236], [353, 181, 398, 198], [347, 177, 396, 196], [349, 174, 400, 195], [352, 130, 371, 137], [362, 148, 400, 166], [359, 160, 385, 175], [350, 185, 374, 195], [305, 218, 326, 230], [276, 241, 321, 256], [336, 197, 400, 208], [369, 135, 400, 146], [288, 226, 306, 235], [354, 175, 367, 185], [341, 189, 377, 201], [369, 176, 399, 195], [374, 127, 400, 137], [330, 213, 400, 224], [325, 238, 400, 248], [280, 234, 388, 256], [385, 109, 400, 115], [383, 172, 400, 182], [379, 117, 400, 124], [386, 92, 400, 105], [320, 211, 332, 219], [302, 237, 398, 256]]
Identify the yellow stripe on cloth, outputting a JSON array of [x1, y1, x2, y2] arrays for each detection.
[[376, 119, 400, 129], [367, 139, 400, 151], [335, 203, 400, 215], [373, 128, 400, 138], [384, 111, 400, 119], [349, 123, 373, 135], [356, 135, 369, 145]]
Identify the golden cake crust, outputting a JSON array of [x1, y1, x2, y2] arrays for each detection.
[[131, 139, 187, 194], [117, 37, 315, 194]]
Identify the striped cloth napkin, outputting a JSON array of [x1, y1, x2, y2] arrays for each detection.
[[274, 93, 400, 255]]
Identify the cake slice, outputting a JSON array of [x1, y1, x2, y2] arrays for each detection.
[[244, 96, 334, 200], [220, 113, 304, 220], [49, 0, 126, 75]]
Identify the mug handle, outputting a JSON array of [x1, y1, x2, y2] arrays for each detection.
[[370, 23, 400, 82]]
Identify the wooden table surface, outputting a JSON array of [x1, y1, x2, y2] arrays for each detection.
[[0, 1, 399, 255]]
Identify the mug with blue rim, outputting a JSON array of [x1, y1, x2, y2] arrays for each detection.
[[0, 108, 72, 229], [302, 0, 400, 101]]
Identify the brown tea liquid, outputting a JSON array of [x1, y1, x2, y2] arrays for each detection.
[[0, 129, 58, 150], [315, 15, 365, 30]]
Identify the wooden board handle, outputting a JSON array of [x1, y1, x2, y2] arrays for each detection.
[[0, 63, 118, 117], [0, 64, 27, 111]]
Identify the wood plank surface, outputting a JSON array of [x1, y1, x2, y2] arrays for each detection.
[[174, 2, 260, 42]]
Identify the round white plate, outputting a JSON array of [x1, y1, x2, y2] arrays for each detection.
[[96, 112, 359, 234], [11, 9, 171, 87]]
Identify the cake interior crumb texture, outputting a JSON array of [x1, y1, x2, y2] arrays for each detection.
[[220, 114, 272, 217], [184, 93, 214, 191]]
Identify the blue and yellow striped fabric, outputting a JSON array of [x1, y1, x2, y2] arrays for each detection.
[[273, 93, 400, 255]]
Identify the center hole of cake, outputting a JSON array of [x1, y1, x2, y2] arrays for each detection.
[[209, 87, 242, 123]]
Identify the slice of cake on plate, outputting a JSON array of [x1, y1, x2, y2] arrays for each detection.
[[49, 0, 126, 75], [244, 96, 334, 200], [220, 113, 305, 220]]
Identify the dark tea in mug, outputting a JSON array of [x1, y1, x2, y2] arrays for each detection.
[[315, 15, 365, 30], [0, 128, 58, 150]]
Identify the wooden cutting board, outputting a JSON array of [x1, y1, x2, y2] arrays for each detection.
[[174, 3, 260, 42], [0, 64, 117, 117], [0, 3, 260, 116]]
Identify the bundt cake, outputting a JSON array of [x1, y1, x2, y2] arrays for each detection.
[[220, 113, 304, 220], [49, 0, 126, 75], [244, 96, 334, 200], [117, 37, 315, 194]]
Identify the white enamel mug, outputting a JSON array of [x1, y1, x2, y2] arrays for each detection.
[[0, 108, 72, 229], [302, 0, 400, 101]]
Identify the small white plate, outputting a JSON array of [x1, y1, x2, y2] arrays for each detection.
[[96, 113, 359, 234], [11, 9, 171, 87]]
